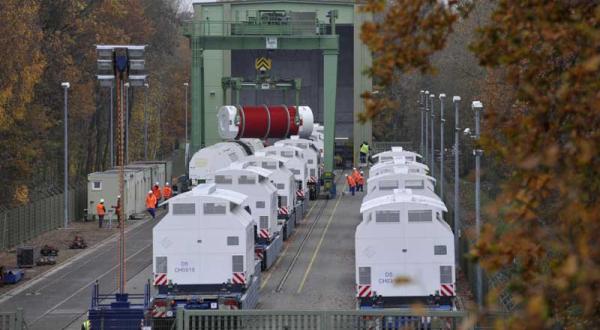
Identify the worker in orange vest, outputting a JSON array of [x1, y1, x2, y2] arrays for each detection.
[[345, 174, 356, 196], [96, 199, 106, 228], [356, 171, 365, 192], [352, 167, 361, 184], [146, 191, 157, 220], [162, 182, 173, 209], [152, 182, 162, 208]]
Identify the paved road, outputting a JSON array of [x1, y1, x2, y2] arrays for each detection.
[[0, 214, 161, 330], [258, 174, 363, 310]]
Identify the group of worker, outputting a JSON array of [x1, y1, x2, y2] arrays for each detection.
[[94, 182, 173, 228], [146, 182, 173, 220], [345, 167, 365, 196]]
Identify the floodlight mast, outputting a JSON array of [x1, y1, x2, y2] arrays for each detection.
[[95, 44, 146, 295]]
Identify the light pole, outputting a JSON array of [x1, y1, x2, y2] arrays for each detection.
[[453, 96, 461, 267], [184, 82, 189, 146], [61, 82, 70, 229], [419, 90, 425, 157], [124, 82, 130, 164], [439, 93, 446, 201], [472, 100, 484, 308], [98, 76, 115, 168], [144, 82, 149, 160], [424, 90, 430, 165], [430, 93, 435, 181]]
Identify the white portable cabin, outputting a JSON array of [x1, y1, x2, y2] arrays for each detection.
[[369, 157, 430, 177], [356, 189, 455, 303], [153, 184, 255, 286], [87, 168, 146, 220], [372, 147, 422, 164], [275, 136, 321, 182], [237, 152, 296, 213], [364, 167, 437, 202], [263, 145, 309, 196], [126, 163, 164, 190], [209, 166, 279, 240], [133, 160, 173, 185]]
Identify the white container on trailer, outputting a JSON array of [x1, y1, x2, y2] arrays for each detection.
[[364, 167, 437, 202], [370, 157, 430, 177], [275, 136, 321, 183], [189, 141, 251, 186], [153, 184, 256, 287], [210, 165, 279, 241], [87, 168, 146, 220], [237, 153, 296, 216], [263, 145, 309, 199], [309, 123, 324, 161], [372, 146, 422, 164], [356, 189, 455, 307]]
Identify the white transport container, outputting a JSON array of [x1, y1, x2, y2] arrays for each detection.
[[372, 146, 422, 164], [237, 152, 297, 240], [87, 168, 146, 221], [153, 184, 256, 287], [364, 167, 437, 202], [309, 123, 324, 161], [210, 166, 279, 240], [264, 145, 309, 200], [369, 157, 430, 177], [356, 189, 455, 307], [188, 139, 263, 186], [275, 136, 321, 183]]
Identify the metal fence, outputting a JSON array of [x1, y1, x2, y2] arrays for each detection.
[[0, 183, 87, 251], [174, 309, 470, 330], [0, 310, 25, 330]]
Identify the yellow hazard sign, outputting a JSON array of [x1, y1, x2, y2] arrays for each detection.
[[255, 57, 272, 71]]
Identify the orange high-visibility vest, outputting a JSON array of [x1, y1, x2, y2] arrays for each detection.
[[357, 175, 365, 185], [146, 194, 157, 209], [162, 186, 172, 199], [346, 176, 356, 187], [96, 203, 106, 216], [152, 186, 162, 199], [352, 170, 361, 182]]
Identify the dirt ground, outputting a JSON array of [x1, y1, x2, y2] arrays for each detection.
[[0, 219, 135, 295]]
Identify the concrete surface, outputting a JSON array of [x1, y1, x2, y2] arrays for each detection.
[[0, 212, 162, 330]]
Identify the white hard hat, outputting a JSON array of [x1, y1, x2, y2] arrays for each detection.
[[148, 190, 153, 194], [100, 199, 104, 203], [166, 182, 170, 186], [345, 174, 348, 177], [353, 167, 356, 170], [360, 171, 364, 174], [117, 195, 121, 198], [155, 182, 159, 185]]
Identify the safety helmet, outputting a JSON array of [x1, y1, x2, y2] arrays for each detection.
[[345, 174, 348, 177], [117, 195, 121, 198], [166, 182, 170, 186], [148, 190, 153, 194], [100, 199, 104, 203], [155, 182, 159, 185]]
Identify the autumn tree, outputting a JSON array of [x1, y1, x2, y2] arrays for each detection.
[[361, 0, 600, 328]]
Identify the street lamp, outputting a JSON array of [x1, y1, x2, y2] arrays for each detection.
[[472, 100, 484, 309], [61, 82, 70, 229], [424, 91, 430, 165], [452, 96, 461, 268], [429, 93, 436, 180], [419, 90, 425, 157], [124, 82, 130, 164], [439, 93, 446, 200], [144, 83, 149, 160]]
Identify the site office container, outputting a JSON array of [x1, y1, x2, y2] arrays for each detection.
[[369, 157, 430, 177], [356, 189, 455, 309], [372, 146, 422, 164], [210, 165, 282, 270], [236, 154, 297, 240], [364, 167, 438, 203], [152, 184, 259, 315], [87, 168, 146, 221], [126, 163, 164, 190], [133, 160, 173, 186]]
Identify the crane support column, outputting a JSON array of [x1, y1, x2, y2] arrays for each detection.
[[323, 49, 339, 172], [191, 44, 204, 152]]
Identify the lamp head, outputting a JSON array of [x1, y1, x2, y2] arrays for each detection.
[[61, 82, 70, 88], [453, 96, 461, 102]]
